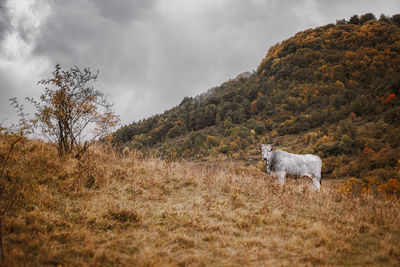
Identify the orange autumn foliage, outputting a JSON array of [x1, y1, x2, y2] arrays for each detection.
[[362, 146, 375, 155], [385, 93, 396, 104]]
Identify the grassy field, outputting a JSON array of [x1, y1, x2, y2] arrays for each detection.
[[1, 142, 400, 266]]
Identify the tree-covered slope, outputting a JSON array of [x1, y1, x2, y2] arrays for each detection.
[[113, 14, 400, 182]]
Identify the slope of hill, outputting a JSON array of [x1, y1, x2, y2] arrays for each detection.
[[1, 139, 400, 265], [113, 14, 400, 184]]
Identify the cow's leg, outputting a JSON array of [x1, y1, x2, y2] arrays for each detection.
[[277, 171, 285, 185], [311, 175, 321, 191]]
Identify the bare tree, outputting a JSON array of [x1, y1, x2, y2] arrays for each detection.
[[29, 64, 120, 157]]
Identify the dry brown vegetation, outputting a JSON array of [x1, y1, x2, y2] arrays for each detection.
[[1, 139, 400, 266]]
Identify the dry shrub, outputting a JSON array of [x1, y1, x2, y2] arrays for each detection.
[[379, 179, 400, 198], [107, 207, 140, 223], [338, 175, 400, 198]]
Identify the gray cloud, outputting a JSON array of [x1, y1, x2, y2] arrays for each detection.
[[1, 0, 400, 126], [88, 0, 155, 24], [0, 1, 10, 40]]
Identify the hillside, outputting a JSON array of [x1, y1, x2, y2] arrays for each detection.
[[113, 14, 400, 185], [1, 140, 399, 265]]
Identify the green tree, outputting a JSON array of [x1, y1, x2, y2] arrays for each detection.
[[392, 14, 400, 27], [379, 14, 389, 22], [167, 120, 186, 138], [348, 15, 360, 25], [359, 13, 376, 25]]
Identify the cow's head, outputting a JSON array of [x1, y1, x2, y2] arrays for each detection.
[[260, 144, 274, 162]]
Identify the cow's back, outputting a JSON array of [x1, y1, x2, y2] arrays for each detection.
[[274, 150, 321, 178]]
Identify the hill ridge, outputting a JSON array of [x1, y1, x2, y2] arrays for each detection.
[[113, 13, 400, 182]]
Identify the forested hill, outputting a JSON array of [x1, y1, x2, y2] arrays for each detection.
[[113, 13, 400, 180]]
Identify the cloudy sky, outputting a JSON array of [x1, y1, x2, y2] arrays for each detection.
[[1, 0, 399, 126]]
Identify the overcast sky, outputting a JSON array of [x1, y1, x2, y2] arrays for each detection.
[[1, 0, 399, 126]]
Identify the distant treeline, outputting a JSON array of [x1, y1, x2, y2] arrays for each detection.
[[114, 14, 399, 142]]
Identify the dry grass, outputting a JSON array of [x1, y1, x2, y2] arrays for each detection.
[[1, 142, 400, 266]]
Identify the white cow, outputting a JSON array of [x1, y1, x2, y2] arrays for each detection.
[[261, 144, 322, 190]]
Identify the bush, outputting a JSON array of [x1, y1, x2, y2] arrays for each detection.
[[206, 136, 219, 148], [230, 126, 250, 139], [370, 147, 400, 168], [338, 134, 354, 154], [338, 177, 400, 198], [254, 124, 265, 135], [167, 125, 185, 138], [188, 132, 206, 147], [379, 179, 400, 197], [384, 107, 400, 124], [218, 144, 229, 154], [316, 141, 339, 156], [229, 141, 240, 153]]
